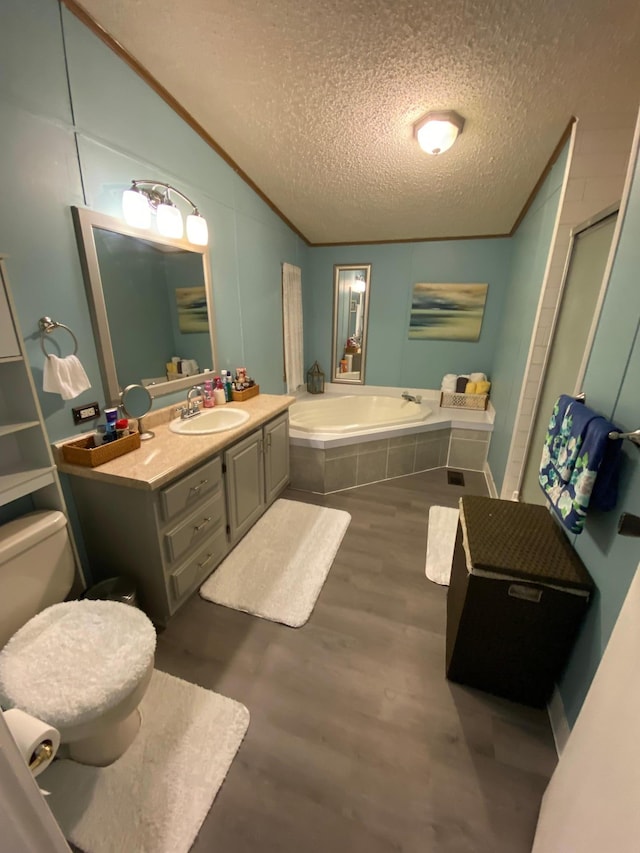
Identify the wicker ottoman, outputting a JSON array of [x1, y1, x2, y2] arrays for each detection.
[[446, 496, 594, 707]]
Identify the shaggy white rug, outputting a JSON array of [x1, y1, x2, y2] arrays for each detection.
[[40, 670, 249, 853], [425, 505, 460, 585], [200, 498, 351, 627]]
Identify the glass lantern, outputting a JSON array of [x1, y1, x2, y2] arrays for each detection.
[[306, 361, 325, 395]]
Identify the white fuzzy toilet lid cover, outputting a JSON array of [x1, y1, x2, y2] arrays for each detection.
[[0, 599, 156, 728]]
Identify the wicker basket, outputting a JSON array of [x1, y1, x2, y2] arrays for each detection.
[[61, 430, 141, 467], [440, 391, 489, 411], [231, 384, 259, 402]]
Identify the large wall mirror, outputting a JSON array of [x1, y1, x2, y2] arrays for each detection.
[[72, 206, 217, 405], [331, 264, 371, 385]]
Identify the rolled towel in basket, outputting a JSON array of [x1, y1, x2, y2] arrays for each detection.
[[470, 372, 486, 383], [465, 381, 477, 394], [441, 374, 457, 392], [455, 375, 469, 393], [476, 380, 491, 395]]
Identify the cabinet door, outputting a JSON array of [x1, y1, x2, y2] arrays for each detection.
[[264, 412, 290, 505], [225, 429, 265, 544]]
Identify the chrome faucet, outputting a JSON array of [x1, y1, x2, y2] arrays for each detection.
[[179, 385, 203, 419], [401, 391, 422, 404]]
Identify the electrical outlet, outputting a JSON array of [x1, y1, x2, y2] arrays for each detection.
[[72, 402, 100, 424]]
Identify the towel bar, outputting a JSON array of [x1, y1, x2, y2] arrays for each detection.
[[608, 428, 640, 448], [39, 316, 79, 356]]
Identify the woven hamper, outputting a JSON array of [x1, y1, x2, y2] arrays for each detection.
[[445, 496, 594, 707]]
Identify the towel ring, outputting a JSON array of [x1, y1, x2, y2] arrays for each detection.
[[39, 316, 79, 357]]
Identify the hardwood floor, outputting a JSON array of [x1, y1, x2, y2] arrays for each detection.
[[155, 468, 556, 852]]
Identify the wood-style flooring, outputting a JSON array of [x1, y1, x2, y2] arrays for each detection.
[[155, 468, 557, 852]]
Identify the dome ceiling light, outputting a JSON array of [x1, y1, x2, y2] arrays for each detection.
[[414, 110, 465, 156]]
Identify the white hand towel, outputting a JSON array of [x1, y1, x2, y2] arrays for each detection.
[[43, 354, 91, 400], [470, 372, 487, 383]]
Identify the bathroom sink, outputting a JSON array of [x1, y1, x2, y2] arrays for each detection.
[[169, 407, 250, 435]]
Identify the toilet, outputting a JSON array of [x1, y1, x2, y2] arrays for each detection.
[[0, 510, 156, 766]]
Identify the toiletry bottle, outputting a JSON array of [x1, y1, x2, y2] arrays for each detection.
[[213, 376, 226, 406], [203, 379, 214, 408], [102, 407, 118, 442], [224, 370, 233, 402]]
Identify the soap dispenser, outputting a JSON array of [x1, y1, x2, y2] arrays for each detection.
[[203, 379, 214, 408], [213, 376, 226, 406]]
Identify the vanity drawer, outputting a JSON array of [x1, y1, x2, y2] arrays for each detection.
[[165, 490, 226, 563], [160, 456, 222, 521], [170, 526, 228, 601]]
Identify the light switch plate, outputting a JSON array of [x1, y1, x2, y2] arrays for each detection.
[[72, 402, 100, 424]]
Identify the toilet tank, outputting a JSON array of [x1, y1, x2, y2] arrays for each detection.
[[0, 511, 76, 649]]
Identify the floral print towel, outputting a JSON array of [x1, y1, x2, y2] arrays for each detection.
[[539, 395, 622, 534]]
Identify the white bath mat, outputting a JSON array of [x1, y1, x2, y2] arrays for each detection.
[[425, 505, 460, 585], [200, 498, 351, 627], [40, 670, 249, 853]]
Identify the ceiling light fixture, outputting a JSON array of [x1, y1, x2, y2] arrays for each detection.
[[414, 110, 465, 156], [122, 180, 209, 245]]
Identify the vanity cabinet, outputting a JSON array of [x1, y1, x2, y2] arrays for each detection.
[[0, 257, 68, 517], [225, 411, 289, 544], [69, 454, 229, 625], [66, 410, 290, 625]]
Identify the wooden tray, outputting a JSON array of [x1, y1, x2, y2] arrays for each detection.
[[61, 430, 141, 467], [231, 384, 259, 402]]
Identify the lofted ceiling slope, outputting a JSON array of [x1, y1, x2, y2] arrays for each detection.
[[68, 0, 640, 245]]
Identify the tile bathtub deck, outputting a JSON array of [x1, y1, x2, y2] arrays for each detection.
[[149, 468, 556, 853]]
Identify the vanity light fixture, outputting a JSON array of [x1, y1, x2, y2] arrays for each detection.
[[122, 180, 209, 245], [414, 110, 465, 155]]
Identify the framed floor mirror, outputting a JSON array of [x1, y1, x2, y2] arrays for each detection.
[[331, 264, 371, 385]]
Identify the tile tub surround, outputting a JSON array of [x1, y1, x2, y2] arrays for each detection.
[[289, 400, 493, 494], [53, 394, 295, 489]]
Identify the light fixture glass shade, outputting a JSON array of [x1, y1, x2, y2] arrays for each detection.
[[415, 111, 464, 155], [186, 212, 209, 246], [157, 203, 183, 238], [122, 188, 151, 228]]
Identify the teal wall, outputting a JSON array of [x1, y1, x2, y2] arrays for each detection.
[[0, 0, 308, 444], [557, 134, 640, 726], [487, 145, 569, 492], [305, 240, 513, 389]]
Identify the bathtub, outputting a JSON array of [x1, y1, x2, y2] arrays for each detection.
[[289, 394, 431, 434], [288, 391, 493, 493]]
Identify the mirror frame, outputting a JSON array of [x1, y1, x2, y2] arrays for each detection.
[[72, 206, 218, 406], [331, 263, 371, 385]]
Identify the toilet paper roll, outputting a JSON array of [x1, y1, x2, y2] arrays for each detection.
[[3, 708, 60, 777]]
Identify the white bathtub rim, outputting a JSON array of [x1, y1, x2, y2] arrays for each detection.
[[290, 408, 494, 450], [290, 385, 494, 449], [290, 395, 431, 434]]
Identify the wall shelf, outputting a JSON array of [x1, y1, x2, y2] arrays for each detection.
[[0, 468, 57, 505], [0, 421, 41, 438], [0, 257, 68, 517]]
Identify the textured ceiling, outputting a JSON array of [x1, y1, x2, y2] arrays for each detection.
[[70, 0, 640, 245]]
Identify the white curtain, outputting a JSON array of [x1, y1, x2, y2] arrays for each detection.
[[282, 262, 304, 393]]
